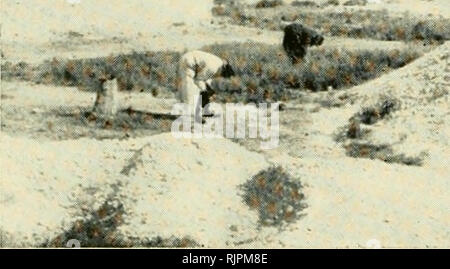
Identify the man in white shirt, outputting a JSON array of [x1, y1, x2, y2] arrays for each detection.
[[177, 50, 235, 123]]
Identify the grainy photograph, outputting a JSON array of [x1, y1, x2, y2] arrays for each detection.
[[1, 0, 449, 249]]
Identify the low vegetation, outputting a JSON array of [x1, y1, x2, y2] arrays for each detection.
[[205, 43, 422, 103], [344, 142, 425, 166], [1, 43, 423, 104], [43, 193, 199, 248], [336, 96, 400, 141], [343, 0, 367, 6], [255, 0, 284, 8], [240, 166, 307, 228], [81, 108, 176, 137], [43, 197, 126, 247], [356, 97, 400, 125], [324, 0, 340, 6], [335, 96, 425, 166], [291, 1, 319, 7], [215, 4, 449, 42]]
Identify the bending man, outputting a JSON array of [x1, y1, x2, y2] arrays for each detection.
[[177, 50, 235, 123]]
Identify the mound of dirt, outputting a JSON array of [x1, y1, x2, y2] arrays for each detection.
[[0, 131, 270, 247], [250, 155, 450, 248], [337, 42, 449, 169], [115, 133, 270, 247], [0, 133, 130, 247], [237, 43, 449, 248], [349, 42, 449, 111]]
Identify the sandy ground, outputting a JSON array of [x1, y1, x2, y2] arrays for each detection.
[[241, 0, 450, 18], [1, 0, 432, 64], [246, 42, 450, 248], [1, 0, 449, 248]]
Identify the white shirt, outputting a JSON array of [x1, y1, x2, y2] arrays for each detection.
[[179, 50, 225, 91]]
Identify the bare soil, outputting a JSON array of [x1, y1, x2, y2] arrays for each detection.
[[1, 0, 449, 248]]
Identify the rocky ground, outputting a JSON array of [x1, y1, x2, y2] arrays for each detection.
[[1, 0, 449, 248]]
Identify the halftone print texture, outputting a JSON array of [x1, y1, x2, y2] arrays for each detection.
[[1, 0, 449, 249]]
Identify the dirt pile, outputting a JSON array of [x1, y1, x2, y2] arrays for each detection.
[[251, 155, 450, 248], [237, 43, 450, 248], [0, 131, 271, 247], [115, 133, 270, 247], [350, 42, 449, 110], [0, 133, 130, 247], [335, 42, 449, 169]]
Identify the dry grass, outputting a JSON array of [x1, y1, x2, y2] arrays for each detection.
[[2, 43, 424, 104], [43, 188, 200, 248], [240, 166, 306, 228], [215, 4, 449, 42]]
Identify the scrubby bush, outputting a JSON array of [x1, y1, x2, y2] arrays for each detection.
[[240, 166, 307, 228], [214, 0, 237, 5], [212, 5, 229, 16], [1, 61, 34, 81], [225, 6, 450, 42], [2, 43, 422, 104], [255, 0, 284, 8], [355, 96, 400, 125], [291, 1, 318, 7], [212, 4, 242, 17], [324, 0, 340, 6], [43, 197, 126, 247], [204, 43, 422, 102], [343, 0, 367, 6], [137, 236, 200, 248], [345, 119, 363, 139], [334, 117, 372, 142], [43, 195, 199, 248], [212, 0, 245, 18], [335, 96, 399, 141], [81, 107, 176, 132], [33, 51, 181, 94], [334, 95, 424, 166], [344, 142, 425, 166], [412, 21, 446, 43]]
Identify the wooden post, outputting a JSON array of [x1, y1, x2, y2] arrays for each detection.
[[92, 75, 119, 118]]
